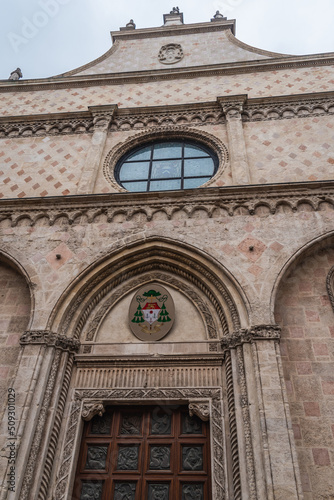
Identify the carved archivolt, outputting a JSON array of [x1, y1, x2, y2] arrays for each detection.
[[54, 388, 225, 500], [102, 126, 229, 192], [83, 271, 219, 341], [57, 244, 240, 339]]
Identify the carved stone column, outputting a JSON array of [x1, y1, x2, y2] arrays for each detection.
[[217, 95, 250, 185], [77, 104, 117, 195], [13, 331, 80, 500], [222, 325, 303, 500]]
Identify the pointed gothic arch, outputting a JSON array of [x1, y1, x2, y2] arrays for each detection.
[[47, 236, 250, 340]]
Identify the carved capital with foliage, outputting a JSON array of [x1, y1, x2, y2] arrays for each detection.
[[20, 330, 80, 353], [221, 324, 281, 352]]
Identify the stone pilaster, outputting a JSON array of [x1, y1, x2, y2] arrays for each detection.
[[218, 95, 251, 185], [77, 104, 117, 195], [222, 325, 303, 500], [7, 332, 80, 500]]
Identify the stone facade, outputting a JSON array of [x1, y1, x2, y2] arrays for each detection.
[[0, 10, 333, 500]]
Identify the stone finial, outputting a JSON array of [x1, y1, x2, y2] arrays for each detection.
[[120, 19, 136, 31], [211, 10, 227, 21], [9, 68, 23, 81], [163, 7, 184, 26], [126, 19, 136, 29]]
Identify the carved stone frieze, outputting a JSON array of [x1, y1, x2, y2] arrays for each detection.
[[0, 181, 333, 229], [0, 115, 93, 139], [1, 92, 334, 139], [81, 401, 105, 421], [221, 324, 281, 351], [20, 330, 80, 353], [54, 388, 225, 500], [188, 401, 210, 421]]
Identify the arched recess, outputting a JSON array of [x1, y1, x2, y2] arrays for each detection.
[[0, 250, 33, 418], [273, 232, 334, 500], [47, 236, 250, 340]]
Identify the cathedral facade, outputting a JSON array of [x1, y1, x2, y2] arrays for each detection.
[[0, 9, 334, 500]]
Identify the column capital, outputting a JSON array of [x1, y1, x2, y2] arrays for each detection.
[[88, 104, 118, 129], [221, 324, 281, 352], [20, 330, 80, 353], [217, 94, 247, 117]]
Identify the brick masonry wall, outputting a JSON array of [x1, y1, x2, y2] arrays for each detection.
[[0, 263, 31, 419], [1, 65, 334, 117], [244, 115, 334, 184], [275, 248, 334, 500], [0, 134, 91, 198]]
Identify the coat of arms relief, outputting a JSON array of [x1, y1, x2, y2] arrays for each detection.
[[129, 284, 175, 341]]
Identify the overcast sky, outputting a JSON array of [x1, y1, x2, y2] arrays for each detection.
[[1, 0, 334, 80]]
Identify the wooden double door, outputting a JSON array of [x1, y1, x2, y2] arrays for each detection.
[[72, 405, 211, 500]]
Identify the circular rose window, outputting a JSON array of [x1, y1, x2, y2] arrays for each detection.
[[115, 140, 218, 192]]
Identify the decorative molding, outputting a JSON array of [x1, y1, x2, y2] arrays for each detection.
[[0, 181, 333, 228], [236, 345, 257, 500], [221, 325, 281, 351], [103, 126, 228, 193], [54, 388, 225, 500], [189, 401, 210, 421], [38, 355, 74, 500], [81, 401, 105, 421], [83, 271, 219, 342], [1, 92, 334, 139], [20, 330, 80, 353], [326, 266, 334, 313], [75, 361, 223, 389], [225, 351, 241, 499], [109, 103, 224, 130], [2, 53, 334, 93], [21, 349, 62, 500], [242, 92, 334, 122], [0, 114, 93, 139]]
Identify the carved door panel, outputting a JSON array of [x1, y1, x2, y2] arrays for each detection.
[[72, 406, 211, 500]]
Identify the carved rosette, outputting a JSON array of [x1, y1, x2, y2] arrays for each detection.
[[20, 330, 80, 353], [81, 401, 106, 421], [221, 324, 281, 352], [188, 401, 210, 422]]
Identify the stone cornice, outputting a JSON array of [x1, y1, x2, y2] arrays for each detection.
[[74, 355, 224, 367], [0, 180, 333, 227], [110, 19, 236, 42], [20, 330, 80, 353], [221, 325, 281, 351], [1, 53, 334, 92], [1, 91, 334, 138]]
